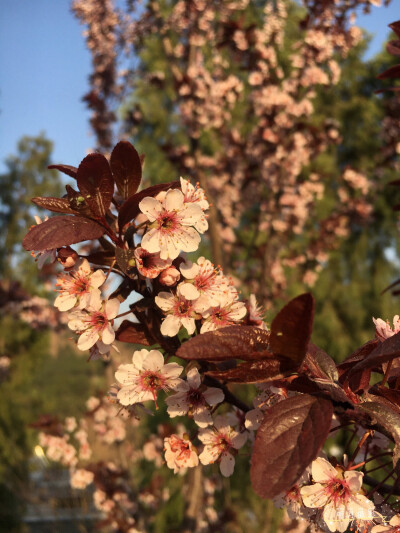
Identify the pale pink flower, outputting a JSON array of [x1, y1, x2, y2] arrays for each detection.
[[371, 515, 400, 533], [159, 266, 180, 286], [246, 294, 267, 330], [70, 468, 94, 490], [164, 434, 199, 473], [200, 294, 247, 333], [179, 257, 233, 307], [134, 247, 172, 279], [166, 368, 224, 427], [198, 415, 247, 477], [65, 417, 77, 433], [300, 457, 374, 532], [115, 349, 183, 407], [31, 216, 57, 268], [54, 259, 105, 311], [180, 177, 209, 212], [67, 298, 120, 351], [373, 316, 400, 341], [274, 470, 312, 520], [155, 287, 208, 337], [139, 188, 207, 260]]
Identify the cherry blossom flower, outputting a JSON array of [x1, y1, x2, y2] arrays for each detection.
[[198, 415, 247, 477], [246, 294, 268, 330], [166, 368, 224, 427], [200, 293, 247, 333], [155, 287, 208, 336], [70, 468, 94, 490], [134, 247, 172, 279], [274, 470, 313, 520], [67, 298, 120, 351], [180, 177, 209, 211], [159, 266, 180, 286], [373, 316, 400, 341], [371, 515, 400, 533], [54, 259, 105, 311], [139, 188, 207, 260], [164, 433, 199, 473], [179, 257, 234, 306], [300, 457, 374, 532], [115, 349, 183, 407], [30, 216, 57, 269]]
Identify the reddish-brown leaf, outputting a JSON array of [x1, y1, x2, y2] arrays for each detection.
[[387, 40, 400, 57], [77, 153, 114, 218], [269, 293, 314, 365], [389, 21, 400, 38], [23, 215, 106, 251], [85, 250, 116, 267], [110, 141, 142, 199], [118, 181, 180, 230], [303, 343, 338, 381], [250, 395, 333, 499], [115, 320, 152, 345], [48, 164, 77, 179], [206, 357, 293, 383], [176, 326, 272, 362], [377, 64, 400, 80], [347, 333, 400, 378], [32, 196, 77, 215]]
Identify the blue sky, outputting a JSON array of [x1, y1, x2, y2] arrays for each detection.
[[0, 1, 399, 174]]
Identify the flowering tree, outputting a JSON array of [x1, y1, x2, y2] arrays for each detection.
[[22, 127, 400, 530], [72, 0, 394, 304]]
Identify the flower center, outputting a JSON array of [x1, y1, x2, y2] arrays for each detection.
[[158, 211, 178, 233], [173, 297, 193, 317], [188, 388, 204, 406], [326, 478, 351, 505], [89, 312, 108, 332]]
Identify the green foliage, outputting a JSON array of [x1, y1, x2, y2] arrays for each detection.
[[0, 133, 62, 288]]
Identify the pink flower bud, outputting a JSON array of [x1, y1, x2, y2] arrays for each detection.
[[159, 266, 180, 286], [57, 247, 79, 269]]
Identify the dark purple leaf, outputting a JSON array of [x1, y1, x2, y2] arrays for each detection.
[[389, 21, 400, 38], [377, 64, 400, 80], [77, 153, 114, 218], [359, 400, 400, 464], [65, 185, 92, 215], [115, 247, 137, 279], [32, 196, 77, 215], [110, 141, 142, 199], [176, 326, 272, 362], [118, 181, 180, 230], [269, 293, 315, 365], [387, 40, 400, 57], [303, 343, 338, 381], [286, 376, 351, 404], [206, 357, 293, 383], [347, 333, 400, 378], [23, 215, 106, 251], [48, 164, 78, 179], [115, 320, 152, 345], [85, 250, 116, 267], [250, 395, 333, 499]]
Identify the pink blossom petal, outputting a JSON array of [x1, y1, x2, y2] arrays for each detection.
[[323, 502, 349, 532], [178, 203, 204, 226], [220, 452, 235, 477], [193, 406, 213, 428], [105, 298, 120, 319], [231, 432, 247, 449], [77, 329, 99, 351], [91, 269, 106, 288], [311, 457, 337, 483], [115, 364, 139, 385], [160, 315, 181, 336], [162, 362, 183, 379], [300, 483, 329, 508], [139, 197, 163, 222], [155, 292, 175, 312], [181, 317, 196, 335], [163, 189, 184, 212], [344, 470, 363, 493], [180, 261, 199, 279], [55, 293, 77, 311], [142, 350, 164, 372], [178, 282, 200, 300], [187, 367, 201, 388], [203, 387, 224, 406], [101, 324, 115, 345], [141, 228, 161, 254]]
